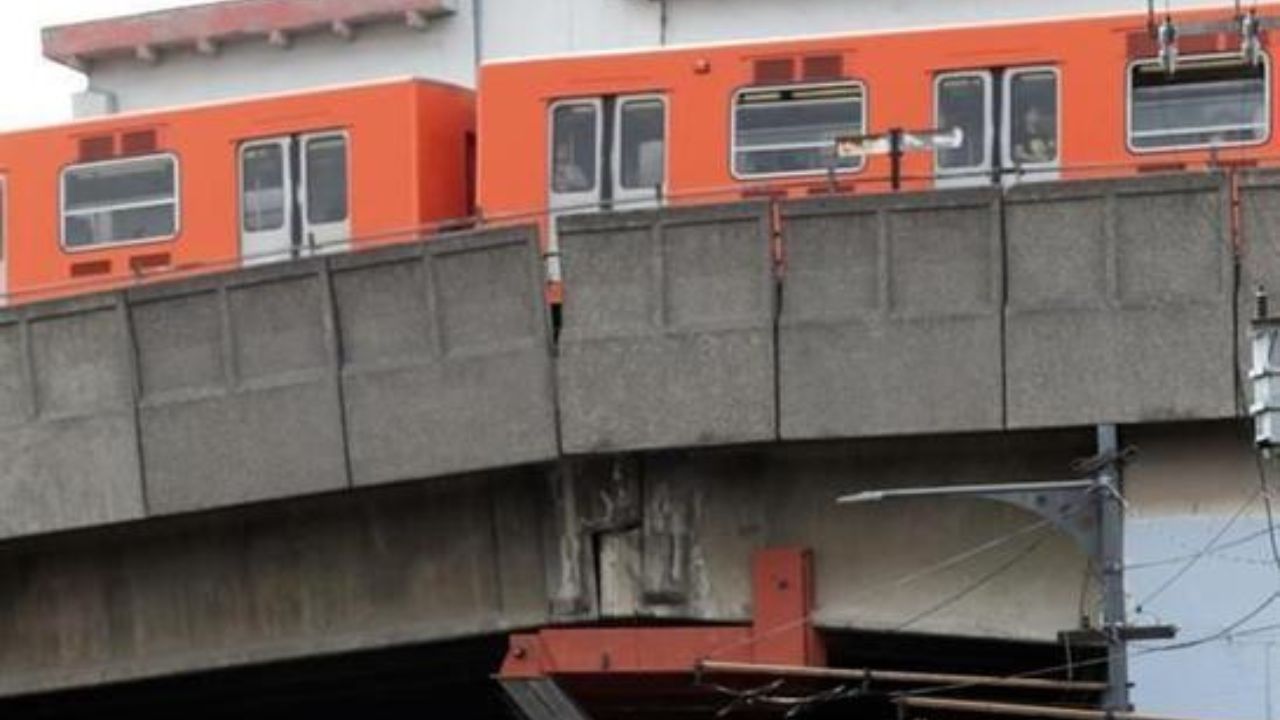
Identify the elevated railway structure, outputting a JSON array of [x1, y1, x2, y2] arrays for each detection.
[[0, 169, 1273, 717]]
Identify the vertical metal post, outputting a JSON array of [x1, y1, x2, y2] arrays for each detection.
[[889, 128, 903, 192], [1096, 423, 1130, 711]]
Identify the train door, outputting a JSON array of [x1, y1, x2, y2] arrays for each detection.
[[239, 131, 350, 266], [548, 95, 667, 281], [933, 66, 1059, 187]]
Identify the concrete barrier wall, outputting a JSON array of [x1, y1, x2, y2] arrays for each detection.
[[0, 296, 145, 538], [0, 226, 556, 539], [779, 188, 1004, 439], [1004, 174, 1235, 428], [1240, 169, 1280, 392], [556, 203, 777, 453], [0, 174, 1246, 540], [130, 261, 348, 514], [332, 228, 557, 485]]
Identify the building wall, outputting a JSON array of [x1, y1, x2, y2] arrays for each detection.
[[72, 0, 1236, 116], [78, 8, 477, 114], [1125, 422, 1280, 720]]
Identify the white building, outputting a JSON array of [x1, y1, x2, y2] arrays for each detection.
[[45, 0, 1238, 116]]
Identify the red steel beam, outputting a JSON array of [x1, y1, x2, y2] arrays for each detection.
[[500, 547, 822, 679]]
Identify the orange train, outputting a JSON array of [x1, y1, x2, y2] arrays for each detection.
[[0, 77, 473, 302], [2, 4, 1279, 302]]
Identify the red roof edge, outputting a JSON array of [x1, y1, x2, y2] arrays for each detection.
[[42, 0, 456, 69]]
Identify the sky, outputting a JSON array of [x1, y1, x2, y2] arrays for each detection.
[[0, 2, 208, 131]]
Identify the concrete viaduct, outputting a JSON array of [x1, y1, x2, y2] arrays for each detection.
[[0, 171, 1273, 714]]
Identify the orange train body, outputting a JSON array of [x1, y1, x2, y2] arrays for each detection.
[[478, 3, 1280, 220], [0, 78, 474, 302], [3, 6, 1280, 303]]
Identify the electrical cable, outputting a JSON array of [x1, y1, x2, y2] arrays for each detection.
[[1254, 451, 1280, 578], [891, 533, 1050, 632], [1133, 486, 1262, 613]]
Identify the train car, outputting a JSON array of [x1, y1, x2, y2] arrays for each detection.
[[0, 77, 474, 303], [478, 3, 1278, 269]]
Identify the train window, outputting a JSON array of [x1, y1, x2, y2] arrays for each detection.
[[733, 83, 865, 178], [305, 135, 348, 225], [1009, 70, 1059, 166], [242, 144, 286, 232], [552, 103, 598, 194], [61, 154, 178, 249], [1129, 54, 1269, 151], [619, 98, 665, 190], [935, 73, 991, 172]]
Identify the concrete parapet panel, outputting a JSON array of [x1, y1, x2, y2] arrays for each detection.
[[557, 204, 776, 453], [778, 189, 1004, 439], [1240, 169, 1280, 409], [332, 227, 557, 485], [1005, 173, 1235, 427], [130, 261, 348, 514], [0, 297, 144, 539]]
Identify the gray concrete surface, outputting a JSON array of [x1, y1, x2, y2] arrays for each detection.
[[0, 469, 549, 698], [556, 204, 777, 453], [131, 262, 349, 514], [779, 188, 1004, 439], [333, 228, 558, 485], [1004, 173, 1235, 428], [0, 296, 145, 539]]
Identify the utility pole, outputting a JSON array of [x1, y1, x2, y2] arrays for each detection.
[[838, 424, 1139, 711], [1097, 424, 1130, 712]]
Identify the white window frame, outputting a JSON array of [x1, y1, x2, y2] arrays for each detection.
[[613, 94, 668, 209], [933, 70, 994, 177], [1002, 65, 1061, 171], [1125, 52, 1272, 154], [59, 153, 180, 252], [730, 80, 868, 181]]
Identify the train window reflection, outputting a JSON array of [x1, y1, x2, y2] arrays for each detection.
[[551, 103, 598, 194], [61, 155, 178, 249], [305, 135, 348, 225], [733, 83, 865, 178], [242, 144, 285, 232], [1010, 71, 1058, 165], [936, 73, 989, 171], [619, 99, 665, 190], [1129, 55, 1269, 150]]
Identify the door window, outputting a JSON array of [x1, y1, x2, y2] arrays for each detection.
[[935, 73, 991, 173], [551, 103, 599, 194], [305, 135, 349, 225], [1008, 69, 1059, 166], [619, 98, 666, 190], [241, 144, 286, 232]]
